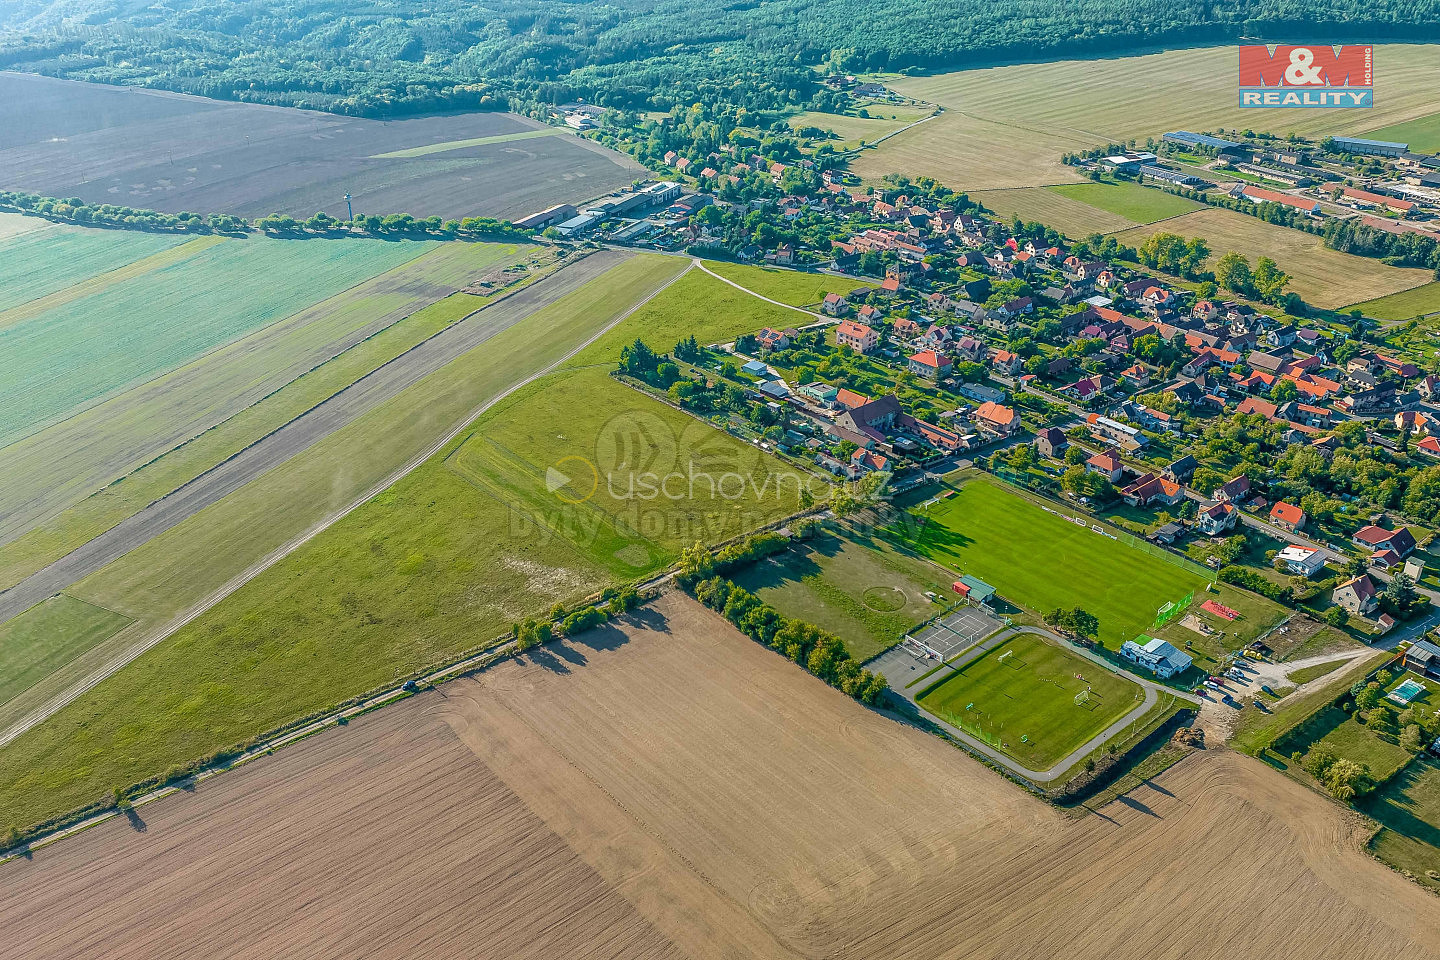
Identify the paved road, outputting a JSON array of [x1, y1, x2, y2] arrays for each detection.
[[881, 624, 1198, 784], [0, 252, 696, 751], [0, 251, 630, 627]]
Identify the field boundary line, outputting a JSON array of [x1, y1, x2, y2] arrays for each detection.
[[0, 252, 691, 751]]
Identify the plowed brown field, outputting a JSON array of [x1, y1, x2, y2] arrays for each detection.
[[3, 593, 1437, 960]]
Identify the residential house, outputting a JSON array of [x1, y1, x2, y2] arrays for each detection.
[[1403, 639, 1440, 679], [991, 349, 1022, 375], [1121, 473, 1185, 508], [821, 292, 850, 317], [1418, 436, 1440, 458], [1120, 363, 1152, 387], [1214, 476, 1251, 503], [835, 320, 879, 354], [1396, 410, 1434, 435], [1269, 501, 1306, 532], [1332, 574, 1379, 616], [892, 317, 922, 339], [756, 327, 792, 352], [835, 394, 902, 440], [1276, 545, 1328, 577], [1353, 525, 1417, 557], [908, 350, 952, 379], [1165, 455, 1198, 483], [1197, 501, 1238, 535], [1086, 448, 1126, 483], [974, 401, 1020, 437], [1035, 427, 1068, 459], [799, 383, 839, 407]]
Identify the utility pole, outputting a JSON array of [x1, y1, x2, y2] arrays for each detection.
[[344, 193, 354, 221]]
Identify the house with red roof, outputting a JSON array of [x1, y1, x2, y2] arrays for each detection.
[[1086, 448, 1125, 483], [1215, 475, 1251, 503], [1269, 501, 1306, 532], [1418, 436, 1440, 458], [1121, 473, 1184, 508], [1353, 525, 1416, 557], [821, 292, 850, 317], [907, 350, 952, 379], [991, 349, 1022, 375], [1197, 500, 1238, 535], [835, 320, 878, 354], [973, 401, 1020, 437]]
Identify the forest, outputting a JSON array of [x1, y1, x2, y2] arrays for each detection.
[[2, 0, 1438, 117]]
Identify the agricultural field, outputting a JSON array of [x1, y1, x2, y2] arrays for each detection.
[[789, 110, 917, 149], [0, 237, 546, 551], [0, 255, 726, 826], [1354, 282, 1440, 322], [1047, 181, 1203, 224], [888, 477, 1276, 653], [6, 592, 1439, 960], [0, 221, 188, 313], [1113, 208, 1433, 309], [701, 260, 874, 308], [0, 73, 644, 221], [971, 187, 1138, 238], [0, 232, 440, 446], [1369, 109, 1440, 153], [0, 595, 130, 710], [1364, 755, 1440, 893], [916, 631, 1142, 769], [730, 527, 950, 661], [854, 44, 1440, 190]]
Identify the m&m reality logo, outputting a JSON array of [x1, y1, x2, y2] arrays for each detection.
[[1238, 45, 1373, 108]]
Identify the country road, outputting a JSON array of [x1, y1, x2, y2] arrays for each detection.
[[0, 251, 696, 750], [0, 250, 629, 627]]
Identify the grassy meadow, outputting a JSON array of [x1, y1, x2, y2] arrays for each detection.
[[972, 187, 1137, 238], [917, 631, 1142, 769], [1351, 282, 1440, 322], [702, 260, 874, 308], [1364, 755, 1440, 893], [1368, 109, 1440, 153], [1047, 181, 1203, 224]]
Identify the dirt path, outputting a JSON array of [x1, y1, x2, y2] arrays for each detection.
[[0, 254, 693, 751], [5, 593, 1437, 960]]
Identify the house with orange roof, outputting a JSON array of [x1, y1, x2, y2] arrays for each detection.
[[907, 350, 952, 379], [835, 320, 878, 353], [1269, 501, 1306, 532], [973, 401, 1020, 437]]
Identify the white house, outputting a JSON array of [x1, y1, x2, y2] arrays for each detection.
[[1120, 637, 1192, 679], [1276, 545, 1327, 578]]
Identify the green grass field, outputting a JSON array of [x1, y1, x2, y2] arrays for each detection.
[[971, 187, 1137, 238], [1286, 660, 1346, 685], [0, 240, 538, 555], [0, 595, 131, 710], [1368, 109, 1440, 153], [1351, 282, 1440, 321], [702, 261, 874, 308], [568, 266, 819, 364], [1312, 706, 1416, 783], [917, 632, 1142, 769], [0, 234, 438, 445], [889, 479, 1208, 649], [1364, 755, 1440, 893], [1047, 181, 1203, 224], [0, 225, 187, 314], [731, 527, 950, 661]]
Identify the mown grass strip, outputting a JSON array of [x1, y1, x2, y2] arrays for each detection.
[[372, 128, 565, 159]]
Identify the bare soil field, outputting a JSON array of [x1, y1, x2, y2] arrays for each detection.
[[857, 44, 1440, 190], [0, 72, 644, 221], [5, 592, 1437, 960]]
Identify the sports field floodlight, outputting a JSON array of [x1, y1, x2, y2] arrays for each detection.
[[345, 193, 354, 220]]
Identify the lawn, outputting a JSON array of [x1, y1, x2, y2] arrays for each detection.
[[1368, 109, 1440, 153], [853, 44, 1440, 190], [1114, 208, 1433, 310], [1314, 709, 1416, 783], [1363, 755, 1440, 893], [567, 266, 821, 364], [0, 233, 439, 445], [0, 239, 538, 552], [731, 526, 951, 661], [1048, 181, 1203, 225], [1352, 282, 1440, 321], [971, 187, 1137, 238], [0, 224, 187, 314], [1230, 650, 1392, 756], [0, 595, 131, 710], [701, 261, 874, 308], [888, 478, 1212, 650], [1286, 659, 1346, 685], [917, 631, 1143, 769]]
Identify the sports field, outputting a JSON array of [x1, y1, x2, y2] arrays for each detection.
[[1047, 181, 1203, 224], [8, 594, 1438, 960], [731, 527, 948, 661], [890, 479, 1206, 649], [1350, 281, 1440, 321], [1113, 208, 1433, 309], [972, 187, 1138, 237], [917, 632, 1142, 768], [855, 44, 1440, 189]]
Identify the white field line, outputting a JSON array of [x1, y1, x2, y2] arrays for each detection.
[[0, 256, 693, 751]]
